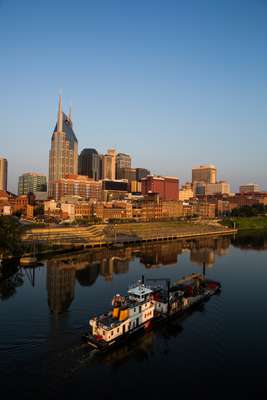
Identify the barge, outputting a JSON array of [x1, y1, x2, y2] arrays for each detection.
[[84, 273, 221, 351]]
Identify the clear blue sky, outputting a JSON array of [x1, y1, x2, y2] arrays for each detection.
[[1, 0, 266, 193]]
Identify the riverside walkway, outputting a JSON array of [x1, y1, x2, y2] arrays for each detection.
[[22, 221, 237, 250]]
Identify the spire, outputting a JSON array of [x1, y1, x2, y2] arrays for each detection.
[[57, 95, 63, 132], [68, 105, 72, 124]]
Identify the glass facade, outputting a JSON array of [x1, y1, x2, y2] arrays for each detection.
[[49, 110, 78, 198]]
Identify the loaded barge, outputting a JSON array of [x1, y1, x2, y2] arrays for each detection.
[[84, 273, 221, 351]]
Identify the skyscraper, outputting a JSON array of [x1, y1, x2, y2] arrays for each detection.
[[48, 96, 78, 198], [192, 164, 217, 184], [0, 157, 8, 191], [116, 153, 131, 178], [102, 149, 116, 180], [136, 168, 150, 181], [18, 172, 47, 195], [78, 148, 100, 180]]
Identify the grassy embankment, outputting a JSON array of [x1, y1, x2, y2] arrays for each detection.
[[220, 216, 267, 231]]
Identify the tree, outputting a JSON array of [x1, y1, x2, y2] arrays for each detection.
[[34, 205, 44, 217], [0, 216, 24, 259]]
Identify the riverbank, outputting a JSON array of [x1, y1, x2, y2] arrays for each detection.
[[220, 216, 267, 231], [20, 220, 237, 260]]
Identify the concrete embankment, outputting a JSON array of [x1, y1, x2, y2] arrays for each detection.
[[22, 221, 237, 255]]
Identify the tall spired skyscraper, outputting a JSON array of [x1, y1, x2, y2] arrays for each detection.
[[48, 96, 78, 198]]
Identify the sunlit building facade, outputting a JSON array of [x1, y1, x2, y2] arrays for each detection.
[[192, 164, 217, 184], [116, 153, 131, 178], [102, 149, 116, 180], [18, 172, 47, 195], [48, 96, 78, 198], [54, 174, 102, 201], [0, 157, 8, 191]]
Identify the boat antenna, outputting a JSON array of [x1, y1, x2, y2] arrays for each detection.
[[203, 261, 206, 277]]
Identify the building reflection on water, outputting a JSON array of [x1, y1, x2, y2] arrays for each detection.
[[47, 261, 76, 315], [45, 237, 233, 314], [2, 233, 266, 312], [139, 242, 183, 268]]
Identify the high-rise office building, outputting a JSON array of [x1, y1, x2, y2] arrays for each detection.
[[78, 148, 100, 180], [136, 168, 150, 181], [48, 96, 78, 198], [206, 181, 230, 195], [0, 157, 8, 191], [18, 172, 47, 195], [239, 183, 260, 193], [117, 167, 137, 182], [102, 149, 116, 180], [116, 153, 131, 178], [192, 164, 217, 184]]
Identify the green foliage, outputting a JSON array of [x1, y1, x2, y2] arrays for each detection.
[[221, 216, 267, 231], [14, 209, 23, 218], [231, 204, 267, 217], [73, 216, 102, 226], [0, 216, 24, 258], [220, 204, 267, 231], [34, 205, 44, 216]]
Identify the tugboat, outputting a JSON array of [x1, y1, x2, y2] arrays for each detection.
[[84, 273, 221, 351]]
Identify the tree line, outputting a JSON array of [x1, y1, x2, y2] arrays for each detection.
[[231, 204, 267, 218]]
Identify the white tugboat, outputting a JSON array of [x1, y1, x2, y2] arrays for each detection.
[[88, 282, 155, 350], [84, 273, 221, 351]]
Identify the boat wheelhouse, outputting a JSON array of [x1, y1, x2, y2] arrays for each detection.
[[85, 273, 221, 351], [90, 282, 155, 346]]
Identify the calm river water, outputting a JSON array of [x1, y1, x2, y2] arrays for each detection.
[[1, 232, 267, 399]]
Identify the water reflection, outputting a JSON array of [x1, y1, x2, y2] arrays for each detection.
[[0, 264, 24, 301], [47, 261, 76, 314], [232, 230, 267, 251], [1, 232, 267, 399], [2, 232, 267, 313], [44, 237, 233, 314]]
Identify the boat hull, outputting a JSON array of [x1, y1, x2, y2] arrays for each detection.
[[83, 286, 220, 352]]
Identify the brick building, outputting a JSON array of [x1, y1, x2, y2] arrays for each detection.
[[54, 175, 102, 201], [94, 201, 132, 221], [141, 176, 179, 201]]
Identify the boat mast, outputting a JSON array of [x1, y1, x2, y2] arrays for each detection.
[[203, 261, 206, 277]]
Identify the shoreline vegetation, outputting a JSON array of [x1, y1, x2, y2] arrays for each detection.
[[220, 216, 267, 231]]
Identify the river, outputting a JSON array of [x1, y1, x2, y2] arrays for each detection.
[[1, 232, 267, 399]]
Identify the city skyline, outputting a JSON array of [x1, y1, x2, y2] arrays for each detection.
[[1, 1, 267, 192]]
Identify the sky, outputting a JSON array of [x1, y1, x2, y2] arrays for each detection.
[[0, 0, 267, 193]]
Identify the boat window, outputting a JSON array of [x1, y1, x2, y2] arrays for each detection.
[[117, 328, 120, 333], [111, 330, 113, 336], [139, 306, 141, 313]]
